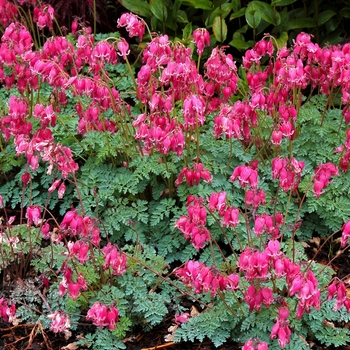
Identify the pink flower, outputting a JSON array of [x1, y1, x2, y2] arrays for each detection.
[[102, 243, 127, 276], [117, 38, 130, 60], [67, 274, 88, 300], [221, 206, 240, 227], [313, 163, 339, 198], [230, 163, 259, 189], [26, 205, 41, 226], [117, 13, 145, 41], [48, 311, 71, 333], [193, 28, 210, 56], [41, 222, 50, 239], [86, 302, 119, 330], [243, 338, 268, 350], [243, 285, 273, 312], [208, 191, 227, 214], [175, 163, 212, 187], [33, 5, 55, 31], [270, 307, 291, 348], [174, 312, 190, 324], [0, 298, 16, 323], [58, 182, 66, 199], [341, 220, 350, 247]]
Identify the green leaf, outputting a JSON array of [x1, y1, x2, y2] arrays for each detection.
[[317, 10, 336, 26], [340, 7, 350, 19], [176, 10, 188, 23], [181, 0, 213, 10], [212, 16, 228, 42], [205, 3, 232, 27], [118, 0, 151, 17], [182, 22, 193, 41], [245, 2, 262, 29], [230, 7, 246, 20], [275, 31, 288, 49], [229, 32, 254, 50], [272, 0, 297, 5], [247, 1, 280, 26], [285, 18, 317, 31], [150, 0, 168, 21]]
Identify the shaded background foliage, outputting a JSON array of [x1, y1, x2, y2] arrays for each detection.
[[45, 0, 350, 50]]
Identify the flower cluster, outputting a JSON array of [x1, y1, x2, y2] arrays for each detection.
[[117, 13, 145, 41], [193, 28, 210, 56], [242, 338, 268, 350], [270, 307, 291, 348], [327, 279, 350, 311], [86, 302, 119, 330], [271, 156, 305, 193], [175, 196, 210, 250], [47, 311, 71, 333], [58, 266, 88, 300], [59, 209, 101, 245], [230, 161, 259, 189], [0, 298, 16, 323], [176, 260, 239, 296], [175, 163, 212, 187], [0, 0, 18, 27], [313, 163, 339, 198], [101, 243, 127, 276], [33, 4, 55, 31]]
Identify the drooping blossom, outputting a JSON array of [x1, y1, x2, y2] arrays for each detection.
[[86, 302, 119, 330], [270, 307, 291, 348], [230, 161, 259, 189], [101, 243, 127, 276], [341, 220, 350, 247], [0, 298, 16, 323], [175, 196, 210, 250], [33, 5, 55, 31], [244, 285, 273, 312], [313, 163, 339, 198], [271, 156, 304, 193], [175, 163, 212, 187], [193, 28, 210, 56], [117, 13, 145, 41], [47, 311, 71, 333], [174, 313, 190, 324], [176, 260, 239, 297], [242, 338, 268, 350], [26, 205, 41, 226], [327, 279, 349, 311]]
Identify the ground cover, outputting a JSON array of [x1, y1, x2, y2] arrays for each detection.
[[1, 1, 350, 350]]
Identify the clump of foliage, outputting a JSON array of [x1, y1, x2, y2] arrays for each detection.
[[1, 2, 350, 350]]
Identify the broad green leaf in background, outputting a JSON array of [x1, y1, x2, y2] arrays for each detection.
[[229, 32, 254, 50], [176, 10, 189, 23], [205, 3, 232, 27], [340, 7, 350, 19], [181, 0, 213, 10], [247, 1, 281, 27], [271, 0, 297, 5], [231, 0, 241, 12], [285, 18, 317, 31], [182, 22, 193, 41], [213, 16, 228, 42], [317, 10, 336, 26], [275, 31, 288, 49], [245, 6, 261, 29], [230, 7, 247, 20], [150, 0, 168, 21], [118, 0, 152, 17]]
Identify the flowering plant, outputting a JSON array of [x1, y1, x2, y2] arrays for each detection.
[[0, 2, 350, 349]]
